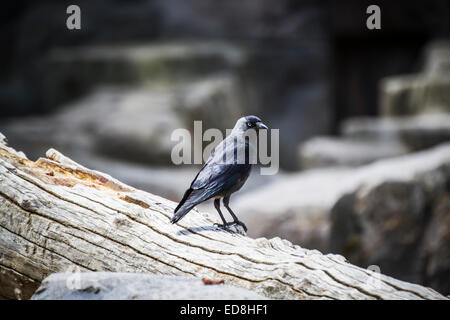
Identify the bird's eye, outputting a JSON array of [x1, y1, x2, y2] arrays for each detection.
[[247, 122, 253, 128]]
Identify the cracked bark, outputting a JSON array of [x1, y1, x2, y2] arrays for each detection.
[[0, 138, 446, 300]]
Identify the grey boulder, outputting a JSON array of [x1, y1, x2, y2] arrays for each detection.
[[31, 272, 268, 300]]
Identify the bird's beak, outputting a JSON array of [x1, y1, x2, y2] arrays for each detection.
[[256, 122, 268, 130]]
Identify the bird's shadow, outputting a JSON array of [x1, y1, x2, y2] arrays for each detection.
[[176, 225, 246, 236], [176, 225, 224, 236]]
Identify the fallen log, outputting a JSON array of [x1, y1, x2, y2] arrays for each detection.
[[0, 135, 446, 300]]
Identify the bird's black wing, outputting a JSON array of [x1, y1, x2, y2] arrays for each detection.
[[171, 135, 251, 223], [171, 162, 251, 223], [190, 136, 250, 191], [192, 162, 251, 195], [180, 162, 250, 207]]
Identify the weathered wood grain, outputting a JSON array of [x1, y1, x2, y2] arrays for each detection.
[[0, 139, 446, 300]]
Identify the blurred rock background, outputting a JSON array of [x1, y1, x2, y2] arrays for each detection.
[[1, 0, 449, 294]]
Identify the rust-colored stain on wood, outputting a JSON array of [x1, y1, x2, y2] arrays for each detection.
[[120, 195, 150, 209], [202, 278, 225, 285], [0, 148, 126, 194]]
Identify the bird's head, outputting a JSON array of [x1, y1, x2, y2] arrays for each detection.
[[233, 115, 268, 133]]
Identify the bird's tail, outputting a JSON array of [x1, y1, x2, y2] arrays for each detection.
[[170, 203, 195, 224], [171, 188, 213, 224], [171, 188, 197, 224]]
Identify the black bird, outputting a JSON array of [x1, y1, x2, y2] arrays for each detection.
[[170, 115, 268, 232]]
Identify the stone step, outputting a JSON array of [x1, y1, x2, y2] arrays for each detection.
[[379, 41, 450, 116], [2, 72, 246, 167], [233, 143, 450, 269], [298, 136, 408, 169], [380, 75, 450, 116], [342, 113, 450, 151], [32, 273, 267, 300], [41, 41, 246, 110]]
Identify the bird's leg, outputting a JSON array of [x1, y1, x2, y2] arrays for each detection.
[[213, 198, 231, 229], [223, 196, 247, 232]]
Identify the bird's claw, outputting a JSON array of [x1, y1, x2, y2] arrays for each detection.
[[214, 222, 233, 229], [214, 221, 247, 233], [234, 221, 248, 232]]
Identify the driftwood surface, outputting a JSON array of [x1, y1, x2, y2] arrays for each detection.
[[0, 138, 446, 300]]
